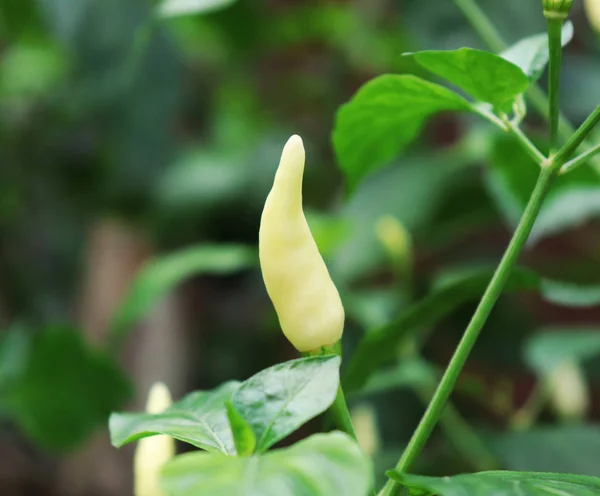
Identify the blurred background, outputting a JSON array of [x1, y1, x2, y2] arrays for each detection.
[[1, 0, 600, 494]]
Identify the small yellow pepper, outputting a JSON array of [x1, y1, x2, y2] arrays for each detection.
[[134, 382, 175, 496], [549, 361, 590, 422], [585, 0, 600, 32], [259, 135, 345, 352]]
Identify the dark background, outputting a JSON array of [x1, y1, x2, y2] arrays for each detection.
[[1, 0, 600, 494]]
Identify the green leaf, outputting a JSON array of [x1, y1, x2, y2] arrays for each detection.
[[0, 325, 30, 390], [333, 75, 471, 191], [0, 41, 68, 100], [524, 329, 600, 376], [110, 244, 255, 341], [487, 427, 600, 477], [344, 267, 540, 392], [486, 135, 600, 243], [162, 432, 373, 496], [158, 0, 238, 18], [231, 356, 341, 453], [388, 470, 600, 496], [225, 401, 256, 456], [109, 381, 240, 454], [501, 21, 574, 80], [541, 279, 600, 308], [4, 328, 130, 452], [405, 48, 530, 108]]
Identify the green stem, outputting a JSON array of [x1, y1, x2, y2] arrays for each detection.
[[560, 144, 600, 174], [452, 0, 506, 52], [379, 166, 556, 496], [546, 18, 564, 152], [553, 105, 600, 166], [331, 385, 358, 440], [303, 342, 373, 494], [504, 119, 547, 164], [413, 377, 498, 472]]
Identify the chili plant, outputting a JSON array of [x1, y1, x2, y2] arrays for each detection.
[[109, 0, 600, 494]]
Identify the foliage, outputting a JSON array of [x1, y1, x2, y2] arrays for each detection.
[[1, 0, 600, 495]]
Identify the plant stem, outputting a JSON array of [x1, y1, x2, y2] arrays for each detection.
[[413, 377, 498, 472], [303, 342, 372, 492], [553, 105, 600, 166], [560, 144, 600, 174], [504, 119, 546, 165], [330, 385, 358, 440], [452, 0, 506, 52], [546, 18, 564, 152], [379, 165, 556, 496]]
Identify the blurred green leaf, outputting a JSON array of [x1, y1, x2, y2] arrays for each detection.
[[333, 150, 463, 283], [157, 149, 249, 212], [225, 401, 256, 456], [488, 427, 600, 476], [524, 329, 600, 376], [110, 244, 256, 341], [358, 358, 437, 397], [0, 40, 68, 100], [162, 432, 373, 496], [388, 470, 600, 496], [500, 22, 573, 81], [231, 356, 341, 453], [405, 48, 529, 108], [4, 328, 130, 452], [0, 326, 30, 391], [333, 75, 471, 191], [37, 0, 91, 44], [344, 267, 540, 392], [305, 210, 352, 258], [110, 382, 240, 454], [344, 289, 400, 330], [158, 0, 238, 18], [541, 279, 600, 308], [486, 135, 600, 243]]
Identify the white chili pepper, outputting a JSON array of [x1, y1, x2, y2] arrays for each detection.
[[259, 135, 345, 352], [134, 382, 175, 496]]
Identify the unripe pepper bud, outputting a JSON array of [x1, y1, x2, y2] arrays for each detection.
[[259, 135, 345, 352], [134, 382, 175, 496], [543, 0, 574, 19], [548, 361, 589, 422], [351, 403, 381, 457]]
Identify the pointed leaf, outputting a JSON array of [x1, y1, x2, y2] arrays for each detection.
[[333, 74, 472, 191], [524, 329, 600, 376], [501, 21, 574, 80], [405, 48, 529, 108], [231, 356, 341, 452], [541, 279, 600, 308], [110, 244, 255, 341], [225, 401, 256, 456], [388, 470, 600, 496], [110, 381, 240, 454], [162, 432, 373, 496]]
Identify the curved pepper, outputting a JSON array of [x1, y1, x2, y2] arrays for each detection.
[[259, 135, 345, 352]]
